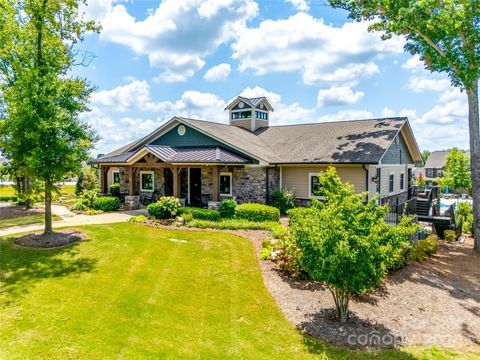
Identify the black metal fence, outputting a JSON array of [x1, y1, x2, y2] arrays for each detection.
[[384, 197, 417, 226]]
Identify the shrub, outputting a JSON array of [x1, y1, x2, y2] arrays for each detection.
[[0, 195, 17, 202], [235, 203, 280, 222], [457, 202, 474, 234], [178, 206, 220, 221], [275, 235, 308, 278], [219, 199, 237, 218], [181, 211, 193, 223], [109, 183, 121, 197], [444, 229, 456, 243], [260, 246, 273, 260], [81, 189, 98, 208], [186, 218, 281, 232], [76, 166, 98, 196], [410, 235, 439, 262], [70, 201, 88, 211], [85, 209, 103, 215], [148, 196, 181, 219], [92, 196, 120, 211], [287, 207, 314, 225], [129, 215, 146, 223], [269, 188, 295, 214]]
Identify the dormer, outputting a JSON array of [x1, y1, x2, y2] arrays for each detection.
[[224, 96, 274, 131]]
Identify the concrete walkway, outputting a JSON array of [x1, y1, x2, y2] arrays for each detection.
[[0, 204, 148, 237]]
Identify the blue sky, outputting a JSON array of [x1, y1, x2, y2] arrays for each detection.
[[76, 0, 470, 156]]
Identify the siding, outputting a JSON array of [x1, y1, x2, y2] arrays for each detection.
[[281, 165, 366, 198], [230, 119, 252, 130], [106, 167, 120, 187], [381, 134, 413, 164], [369, 164, 413, 198]]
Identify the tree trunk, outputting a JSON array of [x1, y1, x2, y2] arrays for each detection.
[[329, 287, 350, 323], [44, 178, 53, 234], [24, 176, 32, 210], [467, 82, 480, 251]]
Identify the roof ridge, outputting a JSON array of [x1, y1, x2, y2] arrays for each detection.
[[267, 117, 408, 128]]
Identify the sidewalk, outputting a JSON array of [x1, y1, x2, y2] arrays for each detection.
[[0, 204, 148, 237]]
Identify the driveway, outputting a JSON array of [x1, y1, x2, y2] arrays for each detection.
[[0, 203, 148, 237]]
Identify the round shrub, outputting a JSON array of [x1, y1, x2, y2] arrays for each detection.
[[129, 215, 146, 223], [70, 201, 87, 211], [92, 196, 120, 211], [410, 235, 439, 261], [148, 196, 181, 219], [235, 203, 280, 222], [269, 188, 295, 214], [444, 229, 456, 243], [109, 183, 121, 197], [219, 199, 237, 218], [178, 206, 220, 221]]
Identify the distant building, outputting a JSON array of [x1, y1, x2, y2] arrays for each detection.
[[424, 150, 449, 183]]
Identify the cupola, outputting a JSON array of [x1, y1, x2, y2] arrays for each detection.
[[224, 96, 274, 131]]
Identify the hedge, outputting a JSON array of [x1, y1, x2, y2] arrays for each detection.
[[235, 203, 280, 222], [92, 196, 120, 211], [0, 195, 17, 202], [178, 206, 220, 221]]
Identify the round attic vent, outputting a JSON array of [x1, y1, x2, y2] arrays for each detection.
[[178, 125, 186, 136], [238, 101, 244, 108]]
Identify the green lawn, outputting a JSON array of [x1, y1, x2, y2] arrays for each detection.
[[0, 184, 76, 200], [0, 223, 476, 359], [0, 214, 61, 229]]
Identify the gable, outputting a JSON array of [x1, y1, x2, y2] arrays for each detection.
[[149, 123, 258, 163], [381, 132, 414, 164]]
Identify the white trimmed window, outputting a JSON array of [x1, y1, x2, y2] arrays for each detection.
[[112, 170, 120, 184], [389, 173, 395, 193], [426, 169, 434, 178], [219, 172, 232, 196], [309, 173, 323, 198], [140, 171, 154, 192]]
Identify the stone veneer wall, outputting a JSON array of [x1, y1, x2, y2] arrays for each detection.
[[201, 167, 213, 198], [133, 168, 165, 196], [267, 167, 280, 195], [231, 166, 267, 204], [118, 167, 128, 194]]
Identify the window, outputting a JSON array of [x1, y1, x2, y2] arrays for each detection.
[[255, 111, 268, 120], [309, 174, 323, 197], [219, 172, 232, 196], [231, 111, 252, 119], [389, 173, 395, 193], [112, 170, 120, 184], [400, 173, 405, 190], [437, 170, 443, 177], [140, 171, 154, 192], [376, 167, 381, 193], [426, 169, 433, 178]]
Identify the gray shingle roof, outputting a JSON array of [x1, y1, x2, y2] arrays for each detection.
[[424, 150, 449, 169], [93, 116, 411, 165], [256, 118, 406, 163]]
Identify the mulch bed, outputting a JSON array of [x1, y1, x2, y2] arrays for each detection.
[[14, 230, 86, 248]]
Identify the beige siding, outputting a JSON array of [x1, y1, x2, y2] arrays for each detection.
[[230, 119, 251, 130], [254, 119, 268, 130], [368, 164, 413, 198], [281, 165, 366, 198]]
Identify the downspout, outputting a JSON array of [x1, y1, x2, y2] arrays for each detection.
[[266, 167, 269, 204], [362, 164, 369, 203]]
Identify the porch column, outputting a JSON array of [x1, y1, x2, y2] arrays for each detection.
[[211, 166, 219, 201], [172, 167, 180, 197], [101, 166, 109, 193], [128, 167, 136, 195]]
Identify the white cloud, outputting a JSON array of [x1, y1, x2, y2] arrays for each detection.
[[80, 0, 115, 22], [407, 76, 451, 93], [317, 109, 374, 123], [317, 85, 364, 106], [285, 0, 309, 11], [203, 63, 231, 82], [232, 13, 404, 85], [401, 55, 425, 73], [239, 86, 315, 125], [99, 0, 258, 82]]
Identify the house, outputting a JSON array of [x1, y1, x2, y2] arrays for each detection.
[[91, 95, 422, 210], [423, 150, 449, 184]]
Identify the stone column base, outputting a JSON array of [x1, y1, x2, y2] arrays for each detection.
[[124, 195, 140, 210], [208, 201, 221, 210]]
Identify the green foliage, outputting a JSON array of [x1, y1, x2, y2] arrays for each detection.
[[287, 207, 314, 225], [444, 230, 456, 243], [0, 195, 17, 202], [290, 167, 418, 322], [185, 219, 284, 234], [0, 0, 100, 233], [109, 184, 121, 197], [235, 203, 280, 222], [129, 215, 146, 223], [269, 188, 295, 214], [443, 148, 471, 192], [70, 201, 87, 212], [416, 172, 426, 188], [92, 196, 120, 212], [219, 199, 237, 218], [421, 150, 431, 166], [85, 209, 103, 216], [81, 189, 98, 208], [181, 211, 193, 223], [178, 206, 220, 221], [410, 235, 439, 262], [148, 196, 181, 219], [457, 202, 474, 234], [76, 167, 99, 196], [260, 246, 273, 261]]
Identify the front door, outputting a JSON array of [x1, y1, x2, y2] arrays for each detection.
[[189, 168, 202, 205]]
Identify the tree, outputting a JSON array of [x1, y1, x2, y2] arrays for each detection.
[[416, 172, 426, 188], [0, 0, 99, 234], [290, 167, 413, 323], [327, 0, 480, 251], [421, 150, 431, 166], [441, 148, 471, 193]]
